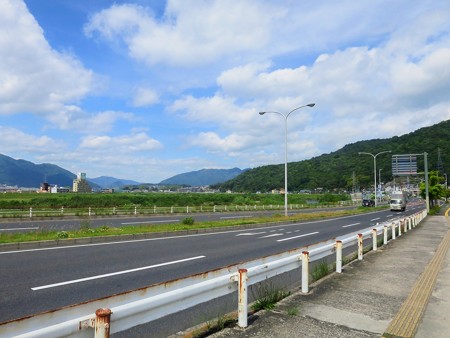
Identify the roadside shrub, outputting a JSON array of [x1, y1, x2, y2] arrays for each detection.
[[182, 217, 195, 225], [251, 282, 290, 311], [311, 260, 330, 282], [57, 231, 69, 239]]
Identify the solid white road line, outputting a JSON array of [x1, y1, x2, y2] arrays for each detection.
[[31, 255, 206, 291], [121, 220, 179, 225], [277, 231, 319, 242], [342, 223, 360, 228], [220, 216, 253, 219], [0, 227, 39, 231]]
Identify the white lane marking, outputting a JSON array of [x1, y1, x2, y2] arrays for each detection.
[[31, 255, 206, 291], [259, 233, 284, 239], [342, 223, 360, 228], [220, 216, 253, 219], [236, 232, 266, 236], [386, 215, 394, 218], [121, 220, 179, 225], [370, 218, 381, 221], [277, 231, 319, 242], [0, 227, 39, 231], [2, 210, 398, 255]]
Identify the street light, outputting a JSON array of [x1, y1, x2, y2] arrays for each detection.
[[259, 103, 316, 216], [358, 150, 392, 207]]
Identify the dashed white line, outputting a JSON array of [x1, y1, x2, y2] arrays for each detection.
[[370, 218, 381, 221], [236, 232, 266, 236], [260, 233, 284, 239], [277, 231, 319, 242], [31, 255, 206, 291], [342, 223, 360, 228]]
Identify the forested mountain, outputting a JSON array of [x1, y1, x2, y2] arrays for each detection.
[[0, 154, 76, 187], [212, 120, 450, 192], [160, 167, 248, 186]]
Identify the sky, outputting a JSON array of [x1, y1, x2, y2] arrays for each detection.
[[1, 0, 450, 183]]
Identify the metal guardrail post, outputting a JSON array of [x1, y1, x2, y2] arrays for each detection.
[[357, 234, 363, 260], [89, 207, 92, 217], [398, 221, 402, 236], [403, 219, 407, 233], [237, 269, 248, 328], [372, 229, 377, 251], [335, 240, 342, 273], [95, 308, 112, 338], [302, 251, 309, 293], [392, 222, 396, 240], [383, 225, 388, 245], [408, 217, 412, 230], [29, 207, 32, 218]]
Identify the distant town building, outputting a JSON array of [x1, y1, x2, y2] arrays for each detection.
[[40, 182, 50, 192], [73, 172, 92, 193]]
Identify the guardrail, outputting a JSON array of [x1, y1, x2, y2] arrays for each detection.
[[0, 201, 359, 219], [0, 209, 427, 337]]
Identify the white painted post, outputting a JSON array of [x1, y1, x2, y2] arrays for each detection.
[[89, 207, 91, 217], [134, 206, 137, 215], [336, 240, 342, 273], [357, 234, 363, 260], [186, 206, 189, 213], [408, 217, 412, 230], [302, 251, 310, 293], [113, 207, 116, 215], [61, 206, 64, 215], [213, 205, 216, 212], [171, 206, 173, 214], [383, 225, 388, 245], [372, 229, 377, 251], [237, 269, 248, 328], [398, 221, 402, 236], [392, 222, 396, 240], [153, 205, 156, 214], [403, 219, 407, 233], [29, 207, 32, 218]]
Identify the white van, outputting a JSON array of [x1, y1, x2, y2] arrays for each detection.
[[390, 192, 407, 211]]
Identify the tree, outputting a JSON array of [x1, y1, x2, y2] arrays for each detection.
[[420, 171, 444, 207]]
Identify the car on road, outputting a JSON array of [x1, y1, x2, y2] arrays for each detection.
[[362, 199, 375, 207]]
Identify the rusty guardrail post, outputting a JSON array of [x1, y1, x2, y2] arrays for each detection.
[[383, 225, 388, 245], [357, 234, 363, 260], [391, 222, 396, 240], [302, 251, 309, 293], [335, 240, 342, 273], [372, 229, 377, 251], [237, 269, 248, 328], [95, 308, 112, 338]]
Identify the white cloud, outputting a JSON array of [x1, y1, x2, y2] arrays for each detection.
[[79, 132, 162, 152], [84, 1, 274, 67], [0, 126, 65, 153], [0, 0, 94, 115], [132, 87, 159, 107]]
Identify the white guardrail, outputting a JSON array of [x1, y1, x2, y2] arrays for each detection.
[[0, 210, 427, 338]]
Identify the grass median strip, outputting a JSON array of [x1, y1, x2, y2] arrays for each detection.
[[0, 207, 382, 244]]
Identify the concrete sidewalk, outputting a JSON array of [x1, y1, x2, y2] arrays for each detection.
[[206, 213, 450, 338]]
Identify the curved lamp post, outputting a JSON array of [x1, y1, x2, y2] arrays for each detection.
[[259, 103, 315, 216], [358, 150, 391, 207]]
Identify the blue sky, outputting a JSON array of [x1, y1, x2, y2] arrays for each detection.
[[1, 0, 450, 183]]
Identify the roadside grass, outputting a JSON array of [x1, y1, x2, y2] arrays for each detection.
[[251, 282, 290, 312], [0, 207, 384, 244]]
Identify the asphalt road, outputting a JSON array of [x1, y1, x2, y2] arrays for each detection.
[[0, 201, 425, 324], [0, 206, 354, 232]]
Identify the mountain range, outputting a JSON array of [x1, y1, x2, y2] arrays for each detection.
[[1, 119, 449, 190], [212, 119, 450, 192]]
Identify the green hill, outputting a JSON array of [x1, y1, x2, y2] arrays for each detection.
[[0, 154, 76, 188], [212, 120, 450, 192]]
